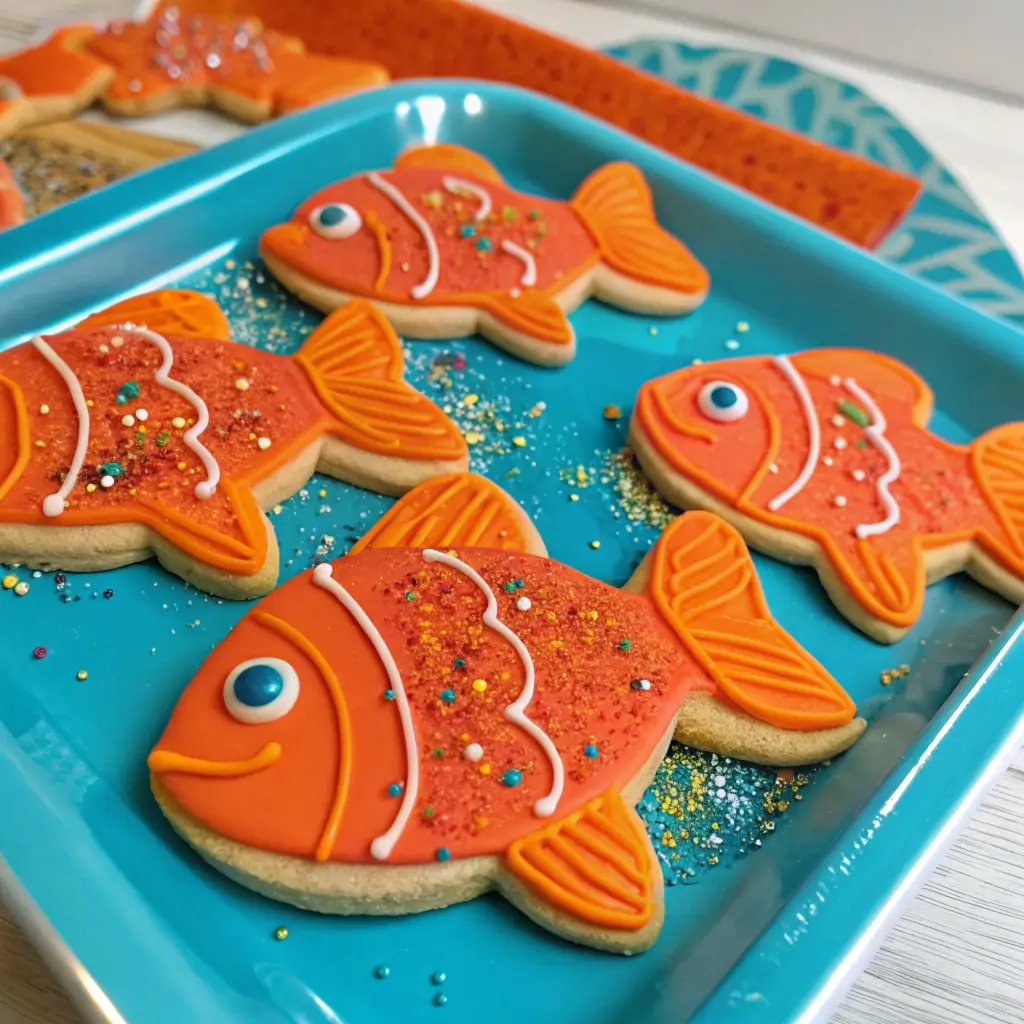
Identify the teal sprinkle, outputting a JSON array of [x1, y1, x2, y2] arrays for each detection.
[[374, 965, 390, 980], [116, 381, 140, 404], [388, 782, 403, 797], [459, 224, 476, 238], [584, 743, 599, 758], [435, 847, 450, 862], [434, 993, 448, 1007], [514, 578, 525, 588], [384, 689, 395, 701], [431, 971, 447, 985], [453, 657, 466, 670], [99, 461, 123, 478], [405, 590, 416, 601], [440, 689, 456, 704], [502, 769, 522, 787], [619, 638, 632, 652], [475, 237, 493, 253]]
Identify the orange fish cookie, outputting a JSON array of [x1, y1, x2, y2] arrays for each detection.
[[0, 26, 114, 138], [630, 349, 1024, 642], [0, 289, 466, 598], [148, 472, 864, 955], [260, 143, 710, 367], [84, 8, 388, 123]]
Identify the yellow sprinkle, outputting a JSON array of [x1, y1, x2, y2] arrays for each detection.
[[465, 431, 485, 445], [319, 489, 328, 498], [472, 678, 487, 693], [587, 610, 598, 621], [233, 360, 246, 371], [2, 574, 17, 589], [462, 393, 479, 406], [460, 733, 470, 743], [648, 326, 658, 336], [34, 440, 45, 448], [176, 461, 187, 471], [589, 540, 601, 549], [736, 321, 750, 333], [248, 432, 257, 441], [13, 581, 28, 596], [529, 406, 543, 417], [512, 436, 526, 447], [76, 670, 88, 682], [86, 483, 97, 493], [479, 763, 491, 775], [569, 493, 579, 502], [475, 816, 489, 829], [603, 404, 622, 420], [172, 416, 186, 429], [235, 378, 250, 391], [500, 671, 510, 681], [85, 399, 94, 408]]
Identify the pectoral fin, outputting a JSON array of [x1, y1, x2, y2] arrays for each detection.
[[503, 790, 660, 950], [480, 290, 575, 364], [351, 472, 545, 555], [79, 289, 233, 341], [650, 511, 859, 733]]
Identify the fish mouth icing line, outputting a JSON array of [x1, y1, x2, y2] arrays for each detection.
[[0, 289, 467, 599], [148, 471, 864, 955], [260, 143, 710, 368]]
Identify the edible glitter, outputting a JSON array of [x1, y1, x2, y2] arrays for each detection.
[[638, 744, 811, 885]]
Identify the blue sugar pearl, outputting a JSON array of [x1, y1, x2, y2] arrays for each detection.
[[374, 965, 390, 980], [436, 847, 451, 862], [388, 782, 403, 797], [319, 205, 346, 226], [459, 224, 476, 238], [431, 971, 447, 985], [475, 237, 493, 252], [233, 664, 283, 707], [502, 769, 522, 787], [584, 743, 599, 758], [434, 993, 448, 1007], [710, 384, 738, 409], [440, 688, 456, 704], [514, 578, 524, 589], [384, 689, 395, 701]]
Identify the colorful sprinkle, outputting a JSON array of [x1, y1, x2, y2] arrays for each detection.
[[257, 436, 272, 450], [833, 495, 848, 508], [503, 581, 516, 592], [475, 237, 493, 253], [736, 321, 750, 333], [32, 646, 47, 660], [136, 408, 149, 422], [273, 926, 289, 941], [516, 597, 532, 611], [452, 657, 466, 670], [100, 475, 116, 489], [471, 678, 487, 693], [837, 398, 871, 428], [589, 540, 601, 549], [13, 582, 29, 597], [632, 678, 652, 691], [619, 638, 632, 652], [432, 971, 447, 985], [2, 574, 16, 590], [502, 769, 522, 787], [463, 743, 484, 761], [76, 670, 88, 681], [374, 965, 391, 980], [384, 689, 395, 701], [171, 416, 187, 429], [584, 744, 599, 758], [603, 404, 622, 420], [459, 224, 476, 238], [388, 782, 403, 797], [436, 847, 450, 862], [440, 688, 456, 703], [99, 461, 124, 478], [434, 993, 448, 1007], [155, 431, 170, 447]]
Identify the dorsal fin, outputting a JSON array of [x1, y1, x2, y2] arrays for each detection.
[[78, 290, 232, 341], [648, 511, 857, 732], [394, 143, 504, 184], [350, 472, 545, 555]]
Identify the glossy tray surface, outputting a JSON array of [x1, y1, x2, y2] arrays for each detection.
[[2, 81, 1024, 1024]]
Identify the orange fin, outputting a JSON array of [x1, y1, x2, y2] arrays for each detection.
[[296, 299, 467, 463], [0, 162, 23, 228], [135, 481, 270, 578], [481, 291, 574, 348], [272, 55, 389, 115], [0, 373, 30, 504], [570, 162, 708, 299], [505, 791, 656, 932], [350, 472, 544, 555], [972, 423, 1024, 574], [650, 511, 857, 731], [394, 143, 504, 185], [79, 290, 232, 341]]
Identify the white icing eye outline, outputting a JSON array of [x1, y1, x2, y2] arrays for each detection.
[[223, 658, 300, 725], [697, 380, 749, 423], [309, 203, 362, 240]]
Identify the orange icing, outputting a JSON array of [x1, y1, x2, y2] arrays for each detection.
[[0, 26, 112, 99], [150, 547, 699, 863], [634, 348, 1024, 630], [85, 12, 387, 115], [505, 789, 654, 931], [0, 293, 465, 576], [0, 158, 24, 229]]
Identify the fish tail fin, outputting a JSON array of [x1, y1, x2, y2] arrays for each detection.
[[296, 299, 467, 470], [642, 511, 863, 761], [973, 423, 1024, 572], [570, 162, 708, 310], [502, 790, 661, 951]]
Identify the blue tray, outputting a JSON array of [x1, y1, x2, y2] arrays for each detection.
[[2, 81, 1024, 1024]]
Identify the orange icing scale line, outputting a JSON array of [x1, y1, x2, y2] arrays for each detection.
[[253, 610, 353, 863], [365, 209, 392, 292], [149, 741, 282, 776]]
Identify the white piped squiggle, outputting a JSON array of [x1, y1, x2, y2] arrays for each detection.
[[768, 355, 821, 512], [423, 549, 564, 818], [122, 324, 220, 500], [443, 176, 492, 221], [500, 240, 537, 287], [312, 562, 420, 861], [367, 172, 439, 299], [843, 378, 901, 538], [32, 337, 90, 517]]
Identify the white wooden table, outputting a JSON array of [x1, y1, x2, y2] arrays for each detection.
[[3, 2, 1024, 1021]]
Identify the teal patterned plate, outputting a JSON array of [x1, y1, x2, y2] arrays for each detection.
[[606, 39, 1024, 324]]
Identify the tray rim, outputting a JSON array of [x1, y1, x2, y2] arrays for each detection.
[[2, 78, 1024, 1024]]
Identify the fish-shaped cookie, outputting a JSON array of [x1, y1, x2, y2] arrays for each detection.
[[148, 473, 863, 954], [260, 143, 709, 366], [0, 290, 466, 598], [629, 349, 1024, 642]]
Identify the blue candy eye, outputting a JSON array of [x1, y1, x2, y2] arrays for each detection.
[[309, 202, 362, 240], [698, 380, 749, 423], [223, 658, 300, 724]]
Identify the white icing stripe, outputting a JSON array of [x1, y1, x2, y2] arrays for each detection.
[[32, 337, 90, 518], [500, 240, 537, 287], [843, 378, 902, 538], [367, 172, 439, 300], [443, 176, 492, 221], [423, 549, 564, 818], [767, 355, 821, 512], [121, 325, 220, 500], [312, 562, 419, 861]]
